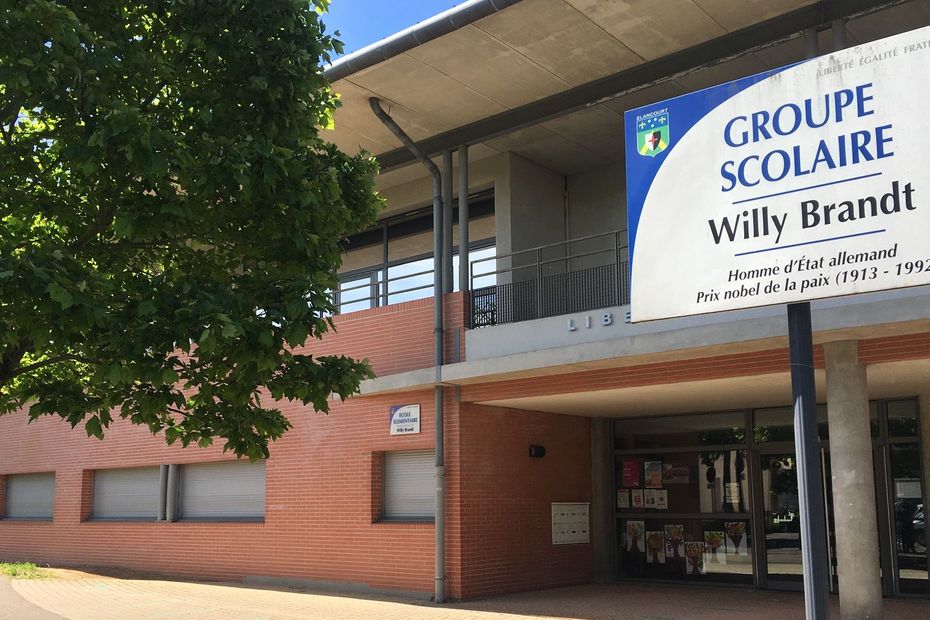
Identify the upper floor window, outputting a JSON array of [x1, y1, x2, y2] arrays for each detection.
[[336, 193, 496, 313]]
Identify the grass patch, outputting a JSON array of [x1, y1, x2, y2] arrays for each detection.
[[0, 562, 51, 579]]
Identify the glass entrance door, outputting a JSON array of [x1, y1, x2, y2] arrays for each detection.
[[888, 442, 928, 594], [758, 451, 837, 590]]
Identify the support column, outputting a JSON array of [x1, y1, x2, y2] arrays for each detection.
[[824, 341, 882, 619], [591, 418, 617, 582]]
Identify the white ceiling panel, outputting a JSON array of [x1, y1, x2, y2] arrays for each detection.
[[476, 0, 643, 85], [407, 25, 571, 109], [565, 0, 725, 61], [693, 0, 816, 32]]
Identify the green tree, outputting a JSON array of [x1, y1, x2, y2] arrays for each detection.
[[0, 0, 381, 459]]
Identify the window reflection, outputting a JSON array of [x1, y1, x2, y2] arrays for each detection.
[[753, 405, 829, 443], [614, 412, 745, 450]]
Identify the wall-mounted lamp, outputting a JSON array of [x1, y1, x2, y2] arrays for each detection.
[[529, 445, 546, 458]]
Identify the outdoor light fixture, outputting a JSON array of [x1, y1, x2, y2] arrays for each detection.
[[529, 445, 546, 458]]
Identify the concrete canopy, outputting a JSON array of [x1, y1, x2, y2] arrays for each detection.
[[323, 0, 930, 192]]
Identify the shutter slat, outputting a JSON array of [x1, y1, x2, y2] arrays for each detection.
[[384, 450, 435, 520]]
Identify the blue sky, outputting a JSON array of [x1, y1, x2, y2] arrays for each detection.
[[322, 0, 463, 56]]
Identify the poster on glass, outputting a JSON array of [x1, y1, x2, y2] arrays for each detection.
[[646, 531, 666, 564], [627, 520, 645, 553], [644, 461, 663, 488], [665, 524, 684, 560], [704, 531, 726, 565], [685, 541, 706, 575], [725, 521, 748, 556]]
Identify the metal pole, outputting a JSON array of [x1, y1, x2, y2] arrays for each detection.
[[458, 145, 470, 294], [614, 231, 623, 306], [788, 302, 829, 619], [432, 175, 446, 604], [536, 248, 543, 319], [442, 150, 454, 294]]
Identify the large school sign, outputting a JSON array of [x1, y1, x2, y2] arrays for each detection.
[[625, 26, 930, 322]]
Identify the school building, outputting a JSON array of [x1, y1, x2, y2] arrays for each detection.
[[3, 0, 930, 615]]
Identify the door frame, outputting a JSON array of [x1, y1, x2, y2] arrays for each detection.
[[752, 443, 836, 592]]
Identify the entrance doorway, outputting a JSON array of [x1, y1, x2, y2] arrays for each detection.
[[755, 449, 838, 592], [612, 398, 929, 597]]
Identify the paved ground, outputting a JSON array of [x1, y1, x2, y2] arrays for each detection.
[[6, 569, 930, 620]]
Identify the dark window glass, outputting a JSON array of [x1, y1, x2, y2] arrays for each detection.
[[753, 405, 828, 443], [889, 443, 928, 593], [614, 412, 746, 450], [615, 451, 749, 515], [887, 399, 919, 438], [618, 517, 752, 584]]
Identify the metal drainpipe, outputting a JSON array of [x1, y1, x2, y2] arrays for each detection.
[[368, 98, 447, 604]]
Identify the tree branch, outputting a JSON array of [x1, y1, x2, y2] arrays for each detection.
[[0, 339, 33, 388], [8, 353, 100, 380], [69, 205, 116, 251]]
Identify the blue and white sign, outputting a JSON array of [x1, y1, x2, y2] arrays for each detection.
[[389, 404, 420, 435], [625, 26, 930, 322]]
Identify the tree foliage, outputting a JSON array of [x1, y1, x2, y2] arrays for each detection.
[[0, 0, 381, 459]]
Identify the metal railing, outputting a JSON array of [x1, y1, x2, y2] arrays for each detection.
[[337, 265, 434, 311], [469, 229, 630, 328]]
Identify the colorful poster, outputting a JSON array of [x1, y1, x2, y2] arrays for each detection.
[[685, 541, 706, 575], [662, 464, 690, 484], [644, 488, 657, 509], [704, 531, 726, 565], [646, 531, 666, 564], [664, 524, 684, 560], [626, 520, 645, 553], [725, 521, 748, 556], [617, 489, 630, 509], [623, 459, 642, 487], [644, 461, 663, 488], [631, 489, 644, 509], [655, 489, 668, 510]]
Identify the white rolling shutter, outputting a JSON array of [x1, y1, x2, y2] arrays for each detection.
[[93, 467, 161, 520], [383, 450, 435, 521], [5, 472, 55, 519], [179, 461, 265, 520]]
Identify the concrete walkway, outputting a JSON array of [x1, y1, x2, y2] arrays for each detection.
[[7, 571, 930, 620], [0, 577, 61, 620]]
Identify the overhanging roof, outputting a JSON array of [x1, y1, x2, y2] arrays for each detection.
[[323, 0, 929, 187]]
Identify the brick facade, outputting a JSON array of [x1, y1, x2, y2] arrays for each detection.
[[3, 286, 930, 598]]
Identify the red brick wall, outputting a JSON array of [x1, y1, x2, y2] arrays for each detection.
[[304, 292, 466, 376], [859, 331, 930, 364], [457, 404, 593, 598], [0, 390, 442, 596]]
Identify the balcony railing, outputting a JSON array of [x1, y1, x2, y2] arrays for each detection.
[[469, 230, 630, 328]]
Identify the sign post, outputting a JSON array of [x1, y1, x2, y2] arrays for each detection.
[[788, 301, 829, 618], [625, 23, 930, 619]]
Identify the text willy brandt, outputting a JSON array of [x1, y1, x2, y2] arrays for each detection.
[[709, 82, 917, 246]]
